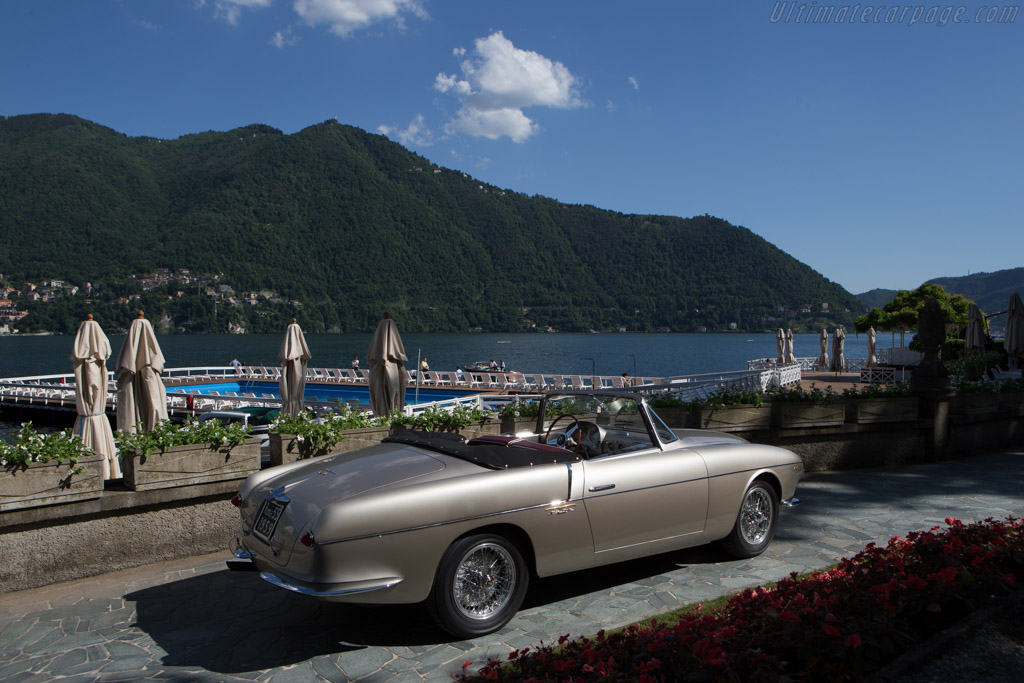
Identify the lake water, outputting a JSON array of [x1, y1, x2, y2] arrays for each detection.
[[1, 331, 877, 441], [0, 331, 874, 380]]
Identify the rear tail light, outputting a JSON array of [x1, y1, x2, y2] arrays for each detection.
[[230, 494, 242, 507], [300, 532, 315, 547]]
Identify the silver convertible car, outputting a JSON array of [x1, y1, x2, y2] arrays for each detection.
[[229, 391, 803, 638]]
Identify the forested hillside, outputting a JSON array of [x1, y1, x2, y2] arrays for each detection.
[[1, 113, 863, 333], [926, 268, 1024, 317]]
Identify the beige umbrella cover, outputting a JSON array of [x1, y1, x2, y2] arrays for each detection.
[[776, 329, 785, 364], [71, 316, 120, 480], [784, 328, 796, 364], [278, 319, 312, 418], [367, 314, 409, 417], [867, 327, 877, 367], [831, 326, 846, 372], [818, 328, 830, 370], [1005, 293, 1024, 367], [115, 312, 168, 433], [965, 304, 986, 350]]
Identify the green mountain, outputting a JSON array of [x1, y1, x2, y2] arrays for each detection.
[[1, 113, 863, 333], [926, 268, 1024, 317], [856, 288, 899, 310]]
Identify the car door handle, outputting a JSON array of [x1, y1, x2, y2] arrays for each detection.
[[589, 484, 615, 492]]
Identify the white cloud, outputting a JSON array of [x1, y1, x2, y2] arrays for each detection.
[[293, 0, 427, 37], [212, 0, 271, 25], [628, 76, 639, 90], [378, 114, 434, 147], [434, 31, 581, 143], [269, 28, 300, 48]]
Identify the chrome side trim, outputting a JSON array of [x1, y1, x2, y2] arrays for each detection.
[[320, 498, 577, 546], [259, 571, 402, 597]]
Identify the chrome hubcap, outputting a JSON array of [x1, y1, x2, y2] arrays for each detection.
[[740, 488, 773, 545], [452, 543, 516, 620]]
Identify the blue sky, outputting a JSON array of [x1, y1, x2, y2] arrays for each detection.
[[3, 0, 1021, 295]]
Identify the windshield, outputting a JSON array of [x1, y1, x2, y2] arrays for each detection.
[[540, 393, 661, 457]]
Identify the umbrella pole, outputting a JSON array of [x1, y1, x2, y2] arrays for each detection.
[[415, 348, 421, 405]]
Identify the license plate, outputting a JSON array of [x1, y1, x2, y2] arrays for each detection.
[[254, 498, 287, 542]]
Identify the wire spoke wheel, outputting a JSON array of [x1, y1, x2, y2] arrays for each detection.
[[429, 534, 529, 638], [721, 481, 779, 559], [452, 542, 516, 620], [739, 487, 773, 546]]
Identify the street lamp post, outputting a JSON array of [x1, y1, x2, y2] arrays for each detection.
[[580, 357, 596, 380]]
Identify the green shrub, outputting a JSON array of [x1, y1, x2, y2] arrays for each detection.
[[116, 418, 251, 461], [768, 384, 839, 403], [842, 382, 912, 399], [0, 422, 92, 473]]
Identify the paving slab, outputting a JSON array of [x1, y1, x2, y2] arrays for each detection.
[[1, 449, 1022, 681]]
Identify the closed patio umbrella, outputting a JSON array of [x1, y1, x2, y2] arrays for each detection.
[[818, 328, 830, 370], [776, 329, 785, 364], [115, 311, 168, 433], [831, 326, 846, 373], [784, 328, 796, 364], [71, 315, 119, 480], [278, 319, 311, 418], [965, 304, 986, 350], [1005, 293, 1024, 369], [368, 313, 409, 417], [867, 327, 878, 367]]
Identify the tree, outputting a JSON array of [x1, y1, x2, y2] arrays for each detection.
[[854, 283, 974, 336]]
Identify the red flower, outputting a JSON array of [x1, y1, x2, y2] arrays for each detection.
[[845, 634, 863, 648], [824, 624, 842, 638], [1005, 573, 1018, 588]]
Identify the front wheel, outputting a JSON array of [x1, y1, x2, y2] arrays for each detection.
[[720, 481, 779, 559], [427, 534, 529, 639]]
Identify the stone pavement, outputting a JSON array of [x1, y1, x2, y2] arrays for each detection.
[[1, 449, 1022, 682]]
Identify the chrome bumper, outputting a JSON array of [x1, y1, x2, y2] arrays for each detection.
[[259, 570, 403, 597]]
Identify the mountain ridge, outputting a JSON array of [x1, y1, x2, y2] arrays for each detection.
[[1, 113, 863, 333]]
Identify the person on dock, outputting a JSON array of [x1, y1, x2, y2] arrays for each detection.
[[351, 357, 360, 372], [230, 357, 241, 374], [421, 357, 430, 373]]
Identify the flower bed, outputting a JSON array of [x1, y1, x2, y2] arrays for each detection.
[[1, 424, 102, 511], [117, 418, 260, 491], [842, 383, 918, 424], [458, 516, 1023, 682], [769, 385, 845, 429]]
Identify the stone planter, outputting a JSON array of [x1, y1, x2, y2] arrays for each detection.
[[690, 403, 772, 432], [499, 416, 539, 435], [1, 454, 104, 512], [997, 391, 1024, 418], [269, 426, 390, 466], [949, 392, 1000, 422], [652, 406, 688, 428], [390, 419, 500, 441], [845, 397, 919, 424], [459, 419, 501, 440], [122, 437, 261, 491], [772, 402, 846, 429]]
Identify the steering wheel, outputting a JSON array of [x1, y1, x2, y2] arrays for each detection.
[[544, 413, 581, 452], [575, 420, 606, 456]]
